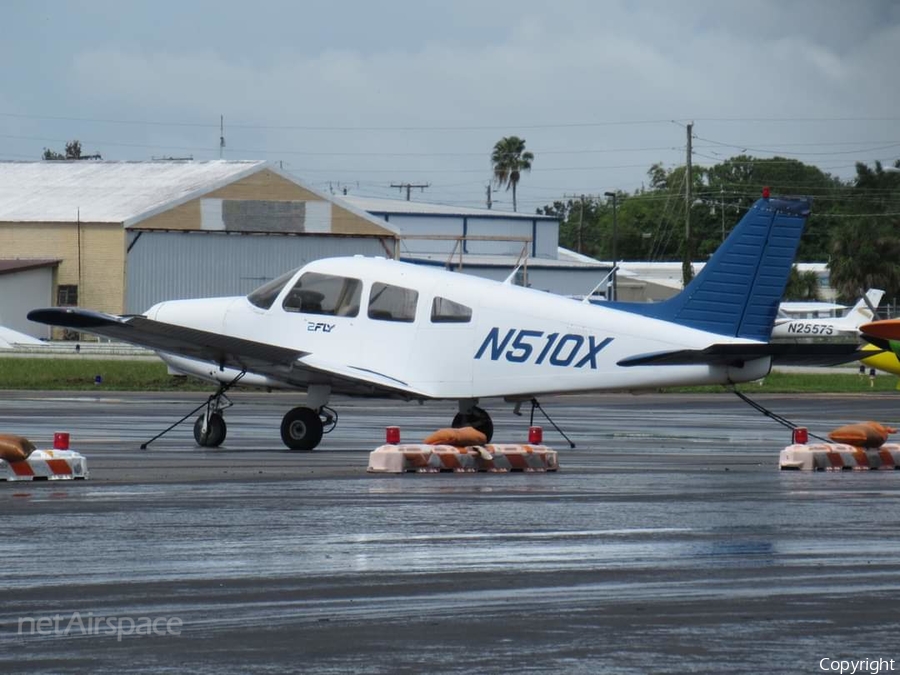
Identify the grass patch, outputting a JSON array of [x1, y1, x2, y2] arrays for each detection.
[[0, 358, 209, 390], [666, 370, 900, 394], [0, 358, 897, 394]]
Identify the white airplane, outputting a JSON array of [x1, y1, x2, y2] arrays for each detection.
[[770, 289, 884, 339], [28, 194, 866, 451]]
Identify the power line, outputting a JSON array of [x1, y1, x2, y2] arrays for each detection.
[[3, 110, 899, 132]]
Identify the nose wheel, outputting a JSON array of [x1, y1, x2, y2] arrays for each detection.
[[194, 412, 227, 447]]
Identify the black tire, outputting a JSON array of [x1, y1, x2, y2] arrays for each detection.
[[281, 407, 324, 451], [451, 405, 494, 443], [193, 413, 227, 447]]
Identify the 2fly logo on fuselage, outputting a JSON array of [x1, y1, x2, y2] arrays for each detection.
[[307, 321, 335, 333], [475, 327, 613, 370]]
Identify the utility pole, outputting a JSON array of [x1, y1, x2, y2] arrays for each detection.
[[720, 186, 725, 242], [604, 191, 618, 301], [219, 115, 225, 159], [578, 195, 585, 254], [391, 182, 430, 201], [564, 193, 595, 255], [683, 122, 694, 287], [486, 183, 493, 209]]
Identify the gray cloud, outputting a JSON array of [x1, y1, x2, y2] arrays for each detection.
[[2, 0, 898, 210]]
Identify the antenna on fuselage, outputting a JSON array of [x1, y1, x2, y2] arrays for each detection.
[[503, 261, 524, 285], [581, 265, 619, 303]]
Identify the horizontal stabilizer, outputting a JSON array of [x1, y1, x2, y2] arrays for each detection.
[[618, 342, 872, 368]]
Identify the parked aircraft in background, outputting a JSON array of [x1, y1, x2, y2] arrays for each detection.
[[858, 321, 900, 384], [771, 289, 884, 339], [28, 194, 871, 452], [0, 326, 45, 349]]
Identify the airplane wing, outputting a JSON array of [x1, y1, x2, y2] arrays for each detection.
[[27, 308, 425, 397], [617, 342, 873, 368], [28, 308, 306, 371]]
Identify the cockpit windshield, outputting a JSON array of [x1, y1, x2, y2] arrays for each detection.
[[247, 268, 299, 309]]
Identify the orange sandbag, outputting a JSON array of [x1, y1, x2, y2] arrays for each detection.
[[423, 426, 487, 447], [828, 421, 896, 448], [0, 434, 36, 462]]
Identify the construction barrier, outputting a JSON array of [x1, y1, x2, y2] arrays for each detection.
[[368, 443, 559, 474], [779, 443, 900, 471], [0, 449, 89, 481]]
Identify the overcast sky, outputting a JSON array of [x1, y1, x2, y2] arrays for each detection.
[[1, 0, 898, 212]]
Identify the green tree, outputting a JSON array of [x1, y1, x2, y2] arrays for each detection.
[[784, 266, 821, 301], [491, 136, 533, 212], [42, 139, 102, 160], [828, 219, 900, 303]]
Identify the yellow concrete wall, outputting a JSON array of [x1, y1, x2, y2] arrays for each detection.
[[137, 168, 395, 237], [0, 222, 125, 314]]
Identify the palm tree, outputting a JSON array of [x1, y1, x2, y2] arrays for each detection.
[[491, 136, 534, 212]]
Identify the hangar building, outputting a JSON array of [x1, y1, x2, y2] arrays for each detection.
[[341, 195, 610, 296], [0, 160, 399, 329]]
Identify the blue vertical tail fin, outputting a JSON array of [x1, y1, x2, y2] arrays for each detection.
[[608, 196, 810, 341]]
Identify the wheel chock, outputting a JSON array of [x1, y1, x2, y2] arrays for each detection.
[[0, 449, 90, 481], [368, 443, 559, 474], [780, 442, 900, 471]]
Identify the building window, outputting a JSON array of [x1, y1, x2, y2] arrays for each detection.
[[57, 285, 78, 306]]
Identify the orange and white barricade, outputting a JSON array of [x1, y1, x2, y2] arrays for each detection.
[[779, 443, 900, 471], [0, 449, 90, 481], [368, 443, 559, 474]]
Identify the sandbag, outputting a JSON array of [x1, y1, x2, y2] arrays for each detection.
[[0, 434, 36, 462], [423, 426, 487, 447], [828, 421, 896, 448]]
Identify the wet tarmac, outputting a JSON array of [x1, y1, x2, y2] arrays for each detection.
[[2, 390, 900, 673]]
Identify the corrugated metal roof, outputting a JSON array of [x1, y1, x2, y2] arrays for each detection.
[[402, 247, 607, 270], [0, 258, 60, 275], [341, 195, 558, 220], [0, 160, 268, 224]]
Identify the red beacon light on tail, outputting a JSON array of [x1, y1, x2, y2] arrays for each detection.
[[792, 427, 808, 445], [528, 426, 543, 444], [762, 186, 771, 199]]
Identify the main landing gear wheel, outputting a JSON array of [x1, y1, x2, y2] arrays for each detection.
[[281, 406, 324, 451], [194, 412, 227, 447], [452, 405, 494, 443]]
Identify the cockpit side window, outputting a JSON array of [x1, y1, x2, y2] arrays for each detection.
[[368, 283, 418, 322], [431, 297, 472, 323], [282, 272, 362, 317], [247, 268, 299, 310]]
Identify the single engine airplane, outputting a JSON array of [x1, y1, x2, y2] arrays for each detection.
[[28, 194, 872, 451], [770, 289, 884, 339]]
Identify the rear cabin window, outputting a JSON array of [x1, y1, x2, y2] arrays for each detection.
[[368, 283, 418, 322], [247, 268, 298, 309], [282, 272, 362, 317], [431, 297, 472, 323]]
